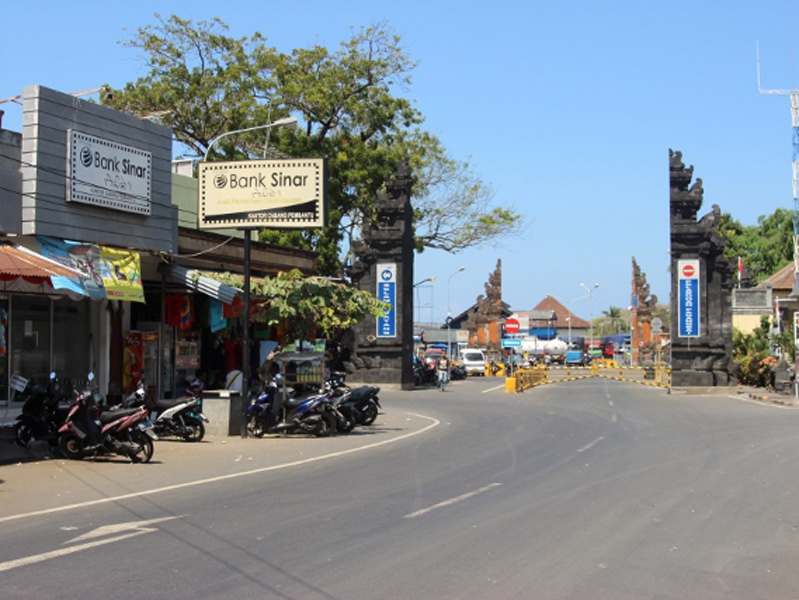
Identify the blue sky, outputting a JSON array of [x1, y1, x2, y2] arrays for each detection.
[[2, 1, 798, 324]]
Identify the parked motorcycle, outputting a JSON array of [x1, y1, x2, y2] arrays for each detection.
[[58, 374, 156, 463], [124, 379, 208, 442], [326, 372, 381, 426], [14, 372, 69, 448], [413, 361, 438, 386], [246, 376, 338, 438]]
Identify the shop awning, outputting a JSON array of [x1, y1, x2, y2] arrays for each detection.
[[158, 263, 242, 305], [0, 242, 83, 279]]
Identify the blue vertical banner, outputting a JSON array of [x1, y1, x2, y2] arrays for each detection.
[[376, 263, 397, 338], [678, 259, 700, 338]]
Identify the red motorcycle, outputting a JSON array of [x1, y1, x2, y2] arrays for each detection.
[[58, 374, 156, 463]]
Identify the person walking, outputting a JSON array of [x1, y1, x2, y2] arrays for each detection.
[[438, 355, 450, 392]]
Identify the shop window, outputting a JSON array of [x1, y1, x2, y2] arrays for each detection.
[[10, 296, 52, 388], [0, 299, 7, 402], [53, 298, 90, 383]]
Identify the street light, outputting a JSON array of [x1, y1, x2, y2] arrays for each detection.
[[203, 116, 298, 161], [201, 115, 298, 438], [414, 277, 436, 324], [580, 283, 599, 352], [447, 267, 466, 378]]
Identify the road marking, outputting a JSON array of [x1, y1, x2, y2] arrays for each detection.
[[0, 517, 180, 573], [0, 412, 440, 525], [577, 436, 604, 453], [482, 384, 505, 393], [403, 483, 502, 519]]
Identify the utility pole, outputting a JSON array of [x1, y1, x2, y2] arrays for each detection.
[[758, 42, 799, 399]]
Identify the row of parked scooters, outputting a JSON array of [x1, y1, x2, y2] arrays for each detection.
[[13, 373, 208, 463], [13, 369, 383, 463], [246, 371, 381, 438]]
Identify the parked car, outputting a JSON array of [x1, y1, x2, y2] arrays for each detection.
[[461, 349, 486, 376], [422, 348, 445, 370]]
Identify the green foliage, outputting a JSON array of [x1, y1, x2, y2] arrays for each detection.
[[733, 315, 778, 387], [106, 15, 524, 275], [719, 209, 794, 284], [204, 269, 389, 345]]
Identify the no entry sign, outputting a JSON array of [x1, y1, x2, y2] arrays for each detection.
[[505, 318, 521, 334]]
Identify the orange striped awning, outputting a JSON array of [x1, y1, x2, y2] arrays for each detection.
[[0, 242, 82, 278]]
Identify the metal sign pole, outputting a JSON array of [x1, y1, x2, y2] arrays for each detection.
[[241, 229, 252, 438]]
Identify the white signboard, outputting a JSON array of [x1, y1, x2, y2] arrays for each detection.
[[199, 158, 326, 229], [67, 130, 152, 215]]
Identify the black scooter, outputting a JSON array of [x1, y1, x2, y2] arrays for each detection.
[[327, 372, 381, 426], [14, 372, 69, 449]]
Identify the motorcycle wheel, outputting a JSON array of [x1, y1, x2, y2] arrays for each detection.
[[182, 418, 205, 443], [14, 421, 33, 448], [360, 402, 379, 426], [312, 412, 337, 437], [130, 430, 154, 463], [247, 415, 267, 438], [335, 411, 356, 434], [58, 434, 84, 460]]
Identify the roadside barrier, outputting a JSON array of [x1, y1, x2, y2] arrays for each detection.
[[504, 363, 671, 393]]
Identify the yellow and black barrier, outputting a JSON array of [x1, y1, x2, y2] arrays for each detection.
[[505, 363, 671, 392]]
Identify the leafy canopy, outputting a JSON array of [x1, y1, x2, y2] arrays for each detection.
[[106, 14, 524, 275]]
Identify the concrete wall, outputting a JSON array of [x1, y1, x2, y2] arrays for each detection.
[[20, 86, 177, 252]]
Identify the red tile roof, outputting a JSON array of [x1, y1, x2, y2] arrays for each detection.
[[520, 296, 592, 328], [761, 261, 796, 291]]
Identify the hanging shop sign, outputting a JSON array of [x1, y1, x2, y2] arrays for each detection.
[[67, 130, 152, 215], [376, 263, 397, 338], [36, 237, 144, 302], [100, 246, 144, 303], [198, 158, 327, 229]]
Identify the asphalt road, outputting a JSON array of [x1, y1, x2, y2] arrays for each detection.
[[3, 378, 799, 599]]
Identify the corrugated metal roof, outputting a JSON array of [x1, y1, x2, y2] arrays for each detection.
[[158, 263, 242, 304]]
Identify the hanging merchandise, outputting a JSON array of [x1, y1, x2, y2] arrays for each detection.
[[166, 294, 184, 327], [179, 295, 195, 331], [209, 299, 226, 332], [223, 295, 243, 319]]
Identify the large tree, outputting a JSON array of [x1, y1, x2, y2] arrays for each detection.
[[719, 208, 795, 284], [105, 14, 523, 275]]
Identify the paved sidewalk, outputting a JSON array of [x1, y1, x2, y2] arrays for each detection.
[[0, 400, 437, 521]]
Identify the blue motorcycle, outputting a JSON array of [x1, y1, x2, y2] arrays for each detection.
[[246, 377, 338, 437]]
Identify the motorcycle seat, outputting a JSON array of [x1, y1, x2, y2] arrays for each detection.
[[349, 386, 379, 401], [97, 408, 141, 424], [154, 398, 189, 410], [284, 396, 313, 410]]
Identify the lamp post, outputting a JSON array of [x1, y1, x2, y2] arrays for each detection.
[[580, 283, 599, 352], [566, 316, 572, 348], [202, 115, 298, 438], [203, 117, 298, 161], [414, 277, 436, 324], [447, 267, 466, 378]]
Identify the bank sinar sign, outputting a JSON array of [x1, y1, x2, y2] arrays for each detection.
[[199, 158, 327, 229], [68, 130, 152, 215]]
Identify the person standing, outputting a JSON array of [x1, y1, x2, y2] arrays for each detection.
[[225, 366, 244, 394], [437, 355, 450, 392]]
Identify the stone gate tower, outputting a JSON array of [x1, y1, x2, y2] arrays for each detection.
[[669, 149, 734, 387], [347, 164, 415, 388]]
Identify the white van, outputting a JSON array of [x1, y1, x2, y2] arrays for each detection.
[[461, 348, 487, 376]]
